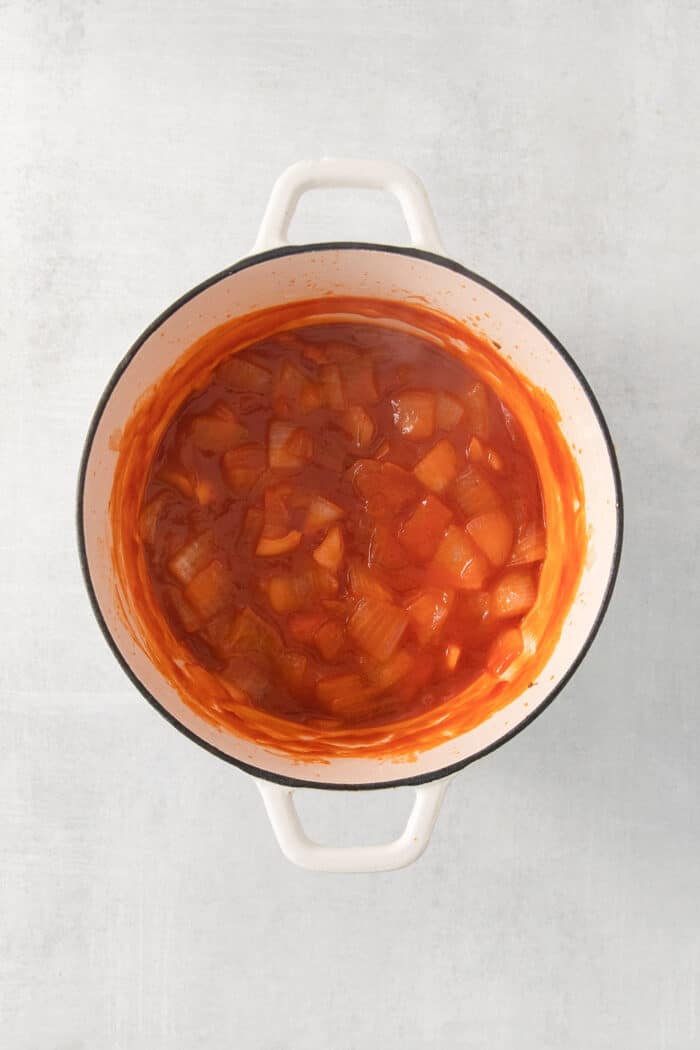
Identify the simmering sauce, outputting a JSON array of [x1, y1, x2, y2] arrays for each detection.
[[110, 298, 586, 759]]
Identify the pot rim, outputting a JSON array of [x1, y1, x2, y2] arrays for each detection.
[[76, 241, 624, 791]]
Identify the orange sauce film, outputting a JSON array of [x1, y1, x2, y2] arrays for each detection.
[[109, 297, 586, 761]]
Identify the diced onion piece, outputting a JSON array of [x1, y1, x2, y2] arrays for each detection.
[[219, 655, 271, 704], [351, 460, 419, 516], [347, 597, 409, 662], [272, 331, 307, 351], [468, 435, 505, 474], [431, 525, 489, 590], [413, 438, 458, 493], [340, 406, 375, 449], [467, 435, 486, 465], [303, 496, 346, 532], [284, 427, 314, 466], [168, 530, 216, 585], [286, 487, 314, 510], [300, 342, 330, 365], [287, 611, 327, 646], [444, 644, 461, 672], [260, 484, 292, 539], [405, 588, 454, 644], [341, 360, 379, 404], [247, 469, 281, 503], [508, 460, 541, 521], [266, 566, 337, 614], [299, 380, 323, 415], [274, 361, 306, 402], [157, 469, 196, 499], [318, 690, 400, 722], [436, 391, 464, 429], [240, 506, 264, 550], [217, 356, 271, 393], [321, 598, 352, 618], [275, 650, 309, 695], [202, 611, 239, 658], [508, 521, 547, 565], [315, 671, 396, 719], [353, 509, 375, 547], [315, 568, 341, 600], [314, 620, 346, 661], [255, 530, 302, 556], [458, 589, 491, 624], [399, 495, 453, 562], [391, 390, 436, 440], [266, 575, 309, 615], [194, 480, 217, 505], [268, 422, 313, 471], [401, 653, 437, 701], [365, 649, 415, 691], [466, 509, 515, 567], [189, 402, 248, 453], [486, 447, 506, 473], [222, 443, 266, 493], [463, 381, 490, 438], [184, 560, 233, 619], [274, 363, 320, 418], [138, 493, 170, 545], [389, 565, 428, 593], [229, 606, 282, 655], [453, 466, 502, 518], [163, 585, 201, 632], [318, 364, 346, 410], [347, 559, 393, 603], [312, 524, 345, 573], [368, 523, 408, 570], [316, 673, 366, 711], [498, 402, 519, 445], [260, 485, 290, 535], [490, 569, 537, 618], [487, 627, 524, 678]]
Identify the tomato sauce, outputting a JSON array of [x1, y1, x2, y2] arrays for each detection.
[[110, 298, 586, 760]]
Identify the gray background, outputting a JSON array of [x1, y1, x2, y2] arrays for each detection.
[[3, 1, 699, 1047]]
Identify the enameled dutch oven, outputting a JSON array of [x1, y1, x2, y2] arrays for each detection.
[[78, 159, 622, 872]]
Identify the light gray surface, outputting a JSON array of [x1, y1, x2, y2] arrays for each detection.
[[2, 1, 699, 1047]]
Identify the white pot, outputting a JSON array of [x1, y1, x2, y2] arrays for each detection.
[[78, 159, 622, 873]]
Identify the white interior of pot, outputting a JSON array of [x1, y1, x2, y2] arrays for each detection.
[[81, 247, 620, 786]]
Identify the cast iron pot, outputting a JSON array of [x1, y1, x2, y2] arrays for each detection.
[[78, 159, 622, 872]]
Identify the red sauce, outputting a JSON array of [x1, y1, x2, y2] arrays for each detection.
[[110, 297, 586, 761]]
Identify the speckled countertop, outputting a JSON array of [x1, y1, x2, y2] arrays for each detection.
[[2, 1, 699, 1047]]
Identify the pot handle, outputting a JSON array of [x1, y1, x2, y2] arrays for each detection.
[[256, 776, 451, 872], [253, 158, 444, 255]]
